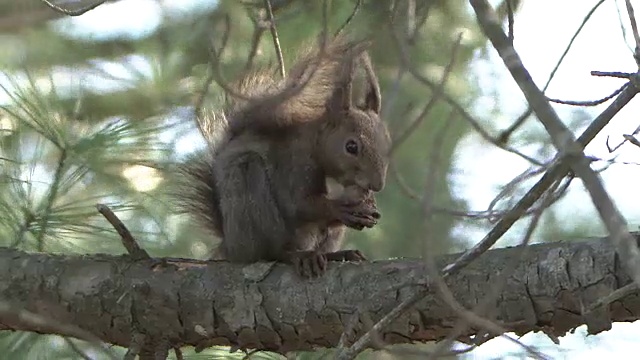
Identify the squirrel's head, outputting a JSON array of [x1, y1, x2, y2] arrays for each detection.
[[318, 50, 391, 193]]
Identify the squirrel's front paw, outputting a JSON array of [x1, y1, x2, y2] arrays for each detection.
[[289, 251, 328, 278], [334, 200, 380, 230]]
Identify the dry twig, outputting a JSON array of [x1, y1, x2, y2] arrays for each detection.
[[335, 0, 362, 37], [584, 282, 639, 314], [548, 82, 628, 106], [625, 0, 640, 64], [96, 203, 150, 260], [506, 0, 514, 42], [263, 0, 286, 79]]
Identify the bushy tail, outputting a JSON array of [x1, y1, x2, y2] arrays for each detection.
[[173, 111, 229, 240], [175, 150, 223, 239]]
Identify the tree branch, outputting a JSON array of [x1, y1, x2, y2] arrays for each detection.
[[0, 233, 639, 355]]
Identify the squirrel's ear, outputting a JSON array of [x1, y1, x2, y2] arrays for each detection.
[[328, 55, 355, 113], [360, 52, 381, 115]]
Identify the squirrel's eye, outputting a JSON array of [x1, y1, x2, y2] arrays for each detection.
[[345, 140, 359, 155]]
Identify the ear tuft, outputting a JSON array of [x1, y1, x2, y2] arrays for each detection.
[[359, 52, 381, 114], [328, 51, 357, 113]]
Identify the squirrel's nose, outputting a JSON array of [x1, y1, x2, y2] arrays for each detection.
[[369, 178, 384, 192], [356, 174, 385, 192]]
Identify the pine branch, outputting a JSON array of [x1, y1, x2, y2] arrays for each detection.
[[0, 234, 637, 357]]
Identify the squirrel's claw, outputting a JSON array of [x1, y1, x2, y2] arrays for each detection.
[[289, 251, 328, 278], [290, 249, 367, 278], [335, 200, 380, 229], [325, 249, 367, 262], [340, 212, 377, 229]]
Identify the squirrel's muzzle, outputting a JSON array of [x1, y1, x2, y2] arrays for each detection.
[[356, 174, 385, 193]]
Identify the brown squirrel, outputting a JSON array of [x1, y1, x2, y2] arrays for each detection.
[[176, 35, 391, 277]]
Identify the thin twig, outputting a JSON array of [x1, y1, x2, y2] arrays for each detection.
[[485, 165, 548, 215], [243, 16, 266, 74], [40, 0, 107, 16], [193, 67, 215, 120], [584, 282, 639, 314], [548, 82, 628, 106], [64, 337, 92, 360], [625, 0, 640, 65], [207, 14, 257, 102], [242, 349, 261, 359], [264, 0, 286, 79], [335, 0, 362, 37], [507, 0, 514, 42], [591, 70, 635, 78], [96, 204, 150, 260], [390, 161, 420, 200], [607, 121, 640, 152], [616, 0, 635, 54], [336, 312, 359, 350]]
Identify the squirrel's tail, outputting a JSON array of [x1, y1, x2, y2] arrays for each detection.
[[173, 111, 229, 240], [175, 149, 223, 239]]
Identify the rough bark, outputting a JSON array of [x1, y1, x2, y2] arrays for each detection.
[[0, 234, 639, 355]]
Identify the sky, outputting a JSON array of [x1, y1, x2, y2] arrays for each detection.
[[6, 0, 640, 358]]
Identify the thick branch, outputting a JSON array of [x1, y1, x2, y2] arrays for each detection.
[[1, 234, 640, 354]]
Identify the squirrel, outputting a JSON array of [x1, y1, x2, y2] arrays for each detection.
[[176, 35, 391, 277]]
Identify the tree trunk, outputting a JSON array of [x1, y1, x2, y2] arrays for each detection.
[[0, 234, 638, 355]]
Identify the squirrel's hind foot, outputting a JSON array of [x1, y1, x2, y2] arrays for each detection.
[[288, 249, 367, 278], [289, 251, 328, 278]]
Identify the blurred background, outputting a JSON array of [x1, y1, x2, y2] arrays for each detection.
[[2, 0, 640, 358]]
